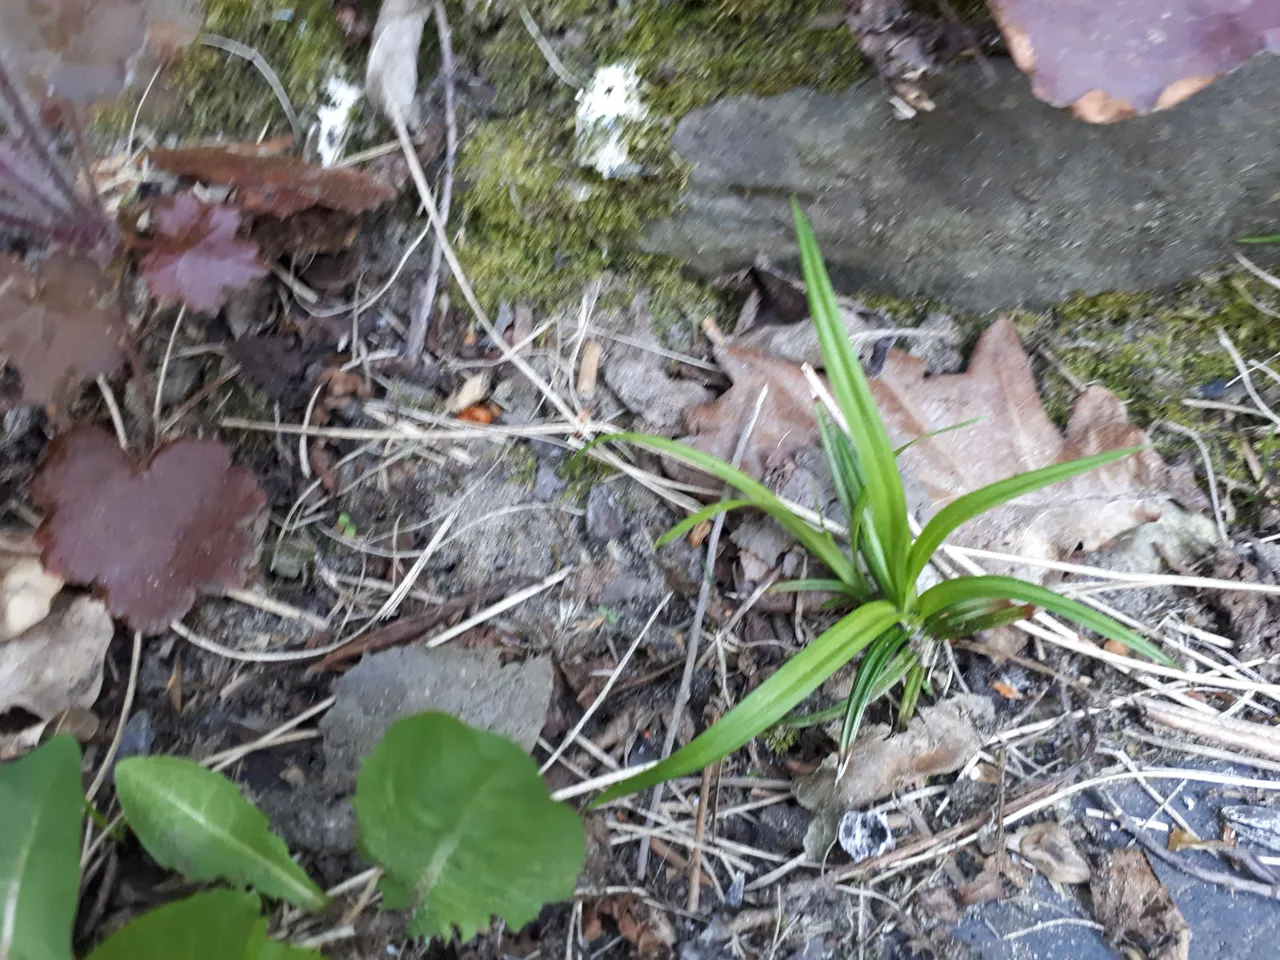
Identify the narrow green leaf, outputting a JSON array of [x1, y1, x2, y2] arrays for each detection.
[[355, 712, 586, 942], [794, 202, 911, 601], [906, 447, 1141, 587], [926, 600, 1036, 639], [593, 601, 901, 804], [893, 418, 983, 456], [0, 737, 82, 960], [918, 575, 1176, 667], [816, 407, 885, 597], [1238, 233, 1280, 244], [656, 499, 753, 547], [610, 432, 857, 583], [840, 628, 910, 753], [115, 757, 327, 911], [776, 646, 914, 729], [85, 890, 321, 960], [770, 578, 857, 595], [899, 659, 926, 724]]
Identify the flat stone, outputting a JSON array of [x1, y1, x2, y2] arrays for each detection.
[[644, 56, 1280, 310], [585, 485, 626, 542]]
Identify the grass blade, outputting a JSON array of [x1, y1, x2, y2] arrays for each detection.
[[793, 202, 911, 602], [906, 447, 1141, 587], [592, 600, 900, 804], [817, 406, 888, 596], [839, 627, 910, 753], [918, 575, 1176, 667], [770, 578, 859, 595], [608, 432, 857, 584], [893, 418, 983, 456], [656, 499, 753, 547]]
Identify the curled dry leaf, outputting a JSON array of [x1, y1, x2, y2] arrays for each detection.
[[148, 145, 398, 218], [1091, 849, 1190, 960], [0, 252, 129, 407], [1, 536, 63, 641], [1007, 821, 1091, 884], [989, 0, 1280, 122], [30, 425, 266, 634], [872, 317, 1170, 580], [0, 595, 113, 719], [139, 192, 268, 313], [0, 0, 201, 105]]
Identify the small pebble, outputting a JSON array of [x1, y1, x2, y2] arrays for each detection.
[[585, 485, 625, 541], [837, 809, 894, 862]]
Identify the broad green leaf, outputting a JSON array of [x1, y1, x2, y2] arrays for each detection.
[[85, 890, 320, 960], [115, 757, 326, 911], [918, 575, 1177, 668], [593, 600, 901, 804], [354, 712, 586, 942], [0, 737, 82, 960], [794, 202, 911, 602], [905, 447, 1142, 588], [608, 432, 857, 584], [656, 499, 753, 547]]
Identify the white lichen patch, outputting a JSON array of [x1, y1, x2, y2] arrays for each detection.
[[574, 63, 646, 179], [315, 73, 362, 167]]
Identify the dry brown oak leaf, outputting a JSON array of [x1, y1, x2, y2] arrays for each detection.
[[148, 146, 398, 218], [872, 316, 1169, 578], [30, 426, 266, 634], [989, 0, 1280, 122], [0, 252, 129, 407]]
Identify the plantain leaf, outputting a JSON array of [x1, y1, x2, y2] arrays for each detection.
[[918, 575, 1176, 667], [85, 890, 320, 960], [593, 601, 901, 804], [354, 712, 586, 942], [905, 447, 1141, 588], [115, 757, 327, 911], [0, 736, 82, 960]]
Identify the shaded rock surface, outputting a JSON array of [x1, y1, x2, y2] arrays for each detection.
[[644, 56, 1280, 310]]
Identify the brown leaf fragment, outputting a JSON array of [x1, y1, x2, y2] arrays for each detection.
[[1, 536, 63, 641], [1008, 821, 1091, 883], [148, 146, 398, 218], [0, 595, 113, 719], [1091, 849, 1190, 960], [591, 895, 676, 959], [30, 425, 266, 633], [872, 317, 1169, 580], [0, 252, 129, 406], [988, 0, 1280, 122], [0, 0, 200, 105], [139, 192, 268, 313]]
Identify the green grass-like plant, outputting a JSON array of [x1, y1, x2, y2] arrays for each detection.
[[593, 203, 1177, 805]]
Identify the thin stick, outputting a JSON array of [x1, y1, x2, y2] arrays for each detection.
[[198, 34, 302, 139], [637, 385, 769, 880], [96, 376, 129, 450], [552, 761, 660, 801], [423, 567, 572, 647], [516, 3, 585, 88], [541, 593, 672, 773], [1218, 326, 1280, 430], [371, 509, 456, 622], [688, 764, 715, 911], [1156, 421, 1228, 540], [152, 306, 187, 431], [404, 0, 457, 364], [223, 587, 329, 629], [86, 632, 142, 803]]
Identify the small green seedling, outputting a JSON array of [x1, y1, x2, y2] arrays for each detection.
[[592, 203, 1177, 804]]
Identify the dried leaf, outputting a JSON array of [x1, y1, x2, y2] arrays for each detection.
[[148, 146, 398, 218], [872, 317, 1169, 580], [0, 252, 129, 406], [447, 372, 491, 413], [989, 0, 1280, 122], [139, 193, 268, 313], [365, 0, 431, 125], [0, 0, 201, 105], [591, 895, 676, 960], [30, 426, 266, 633], [1, 537, 63, 641], [0, 595, 113, 719], [1091, 849, 1190, 960], [1007, 821, 1091, 883]]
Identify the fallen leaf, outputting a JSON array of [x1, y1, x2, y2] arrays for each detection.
[[226, 335, 318, 401], [989, 0, 1280, 122], [0, 595, 113, 719], [1, 537, 63, 641], [0, 707, 99, 761], [139, 193, 268, 313], [1091, 849, 1190, 960], [1007, 821, 1091, 883], [447, 372, 491, 413], [601, 333, 714, 431], [958, 863, 1008, 906], [0, 252, 129, 406], [457, 405, 495, 424], [30, 425, 266, 633], [794, 694, 996, 858], [148, 145, 398, 218], [591, 895, 676, 960], [872, 317, 1169, 580], [365, 0, 431, 125]]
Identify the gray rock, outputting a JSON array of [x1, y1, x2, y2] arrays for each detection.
[[532, 462, 565, 501], [585, 485, 626, 541], [319, 647, 553, 789], [644, 56, 1280, 310]]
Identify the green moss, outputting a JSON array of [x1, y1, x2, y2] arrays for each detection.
[[557, 452, 614, 502], [505, 444, 539, 488]]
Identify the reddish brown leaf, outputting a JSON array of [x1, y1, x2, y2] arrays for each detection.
[[139, 192, 267, 312], [30, 425, 266, 633], [1091, 849, 1190, 960], [148, 146, 398, 218], [0, 252, 128, 406], [989, 0, 1280, 122], [0, 0, 200, 105]]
